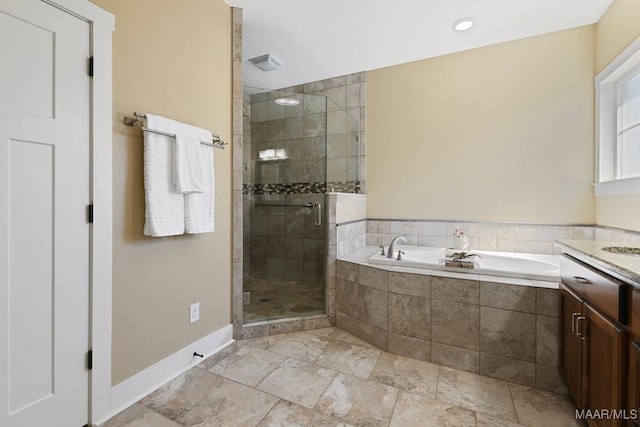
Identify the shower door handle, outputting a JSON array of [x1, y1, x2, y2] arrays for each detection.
[[313, 202, 322, 227]]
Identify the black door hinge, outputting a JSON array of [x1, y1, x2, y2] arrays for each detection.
[[88, 204, 94, 223], [87, 350, 93, 370], [88, 56, 94, 77]]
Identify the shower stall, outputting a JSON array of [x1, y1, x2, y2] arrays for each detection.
[[242, 88, 360, 323]]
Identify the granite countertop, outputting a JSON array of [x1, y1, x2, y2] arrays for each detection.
[[555, 239, 640, 285]]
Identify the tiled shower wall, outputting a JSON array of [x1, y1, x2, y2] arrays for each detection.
[[246, 72, 366, 192], [231, 7, 244, 337], [243, 73, 368, 281]]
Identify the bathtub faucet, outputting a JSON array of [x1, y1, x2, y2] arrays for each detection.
[[386, 235, 407, 258]]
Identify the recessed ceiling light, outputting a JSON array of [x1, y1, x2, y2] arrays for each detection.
[[453, 17, 475, 32], [275, 98, 300, 106]]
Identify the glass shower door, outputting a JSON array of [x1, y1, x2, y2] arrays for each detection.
[[243, 92, 327, 323]]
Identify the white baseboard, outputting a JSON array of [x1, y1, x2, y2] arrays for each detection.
[[94, 324, 233, 426]]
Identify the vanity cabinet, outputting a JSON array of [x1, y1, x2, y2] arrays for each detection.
[[560, 255, 628, 427], [629, 288, 640, 426], [629, 341, 640, 427], [561, 284, 586, 404]]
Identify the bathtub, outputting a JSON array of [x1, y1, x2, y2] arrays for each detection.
[[368, 245, 559, 281]]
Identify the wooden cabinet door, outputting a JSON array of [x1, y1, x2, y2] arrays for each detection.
[[584, 304, 626, 427], [561, 284, 585, 407], [629, 341, 640, 427]]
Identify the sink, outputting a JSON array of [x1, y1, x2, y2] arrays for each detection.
[[602, 246, 640, 255]]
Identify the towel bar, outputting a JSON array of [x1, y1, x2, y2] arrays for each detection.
[[124, 112, 228, 149]]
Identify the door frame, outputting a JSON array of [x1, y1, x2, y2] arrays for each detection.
[[39, 0, 114, 424]]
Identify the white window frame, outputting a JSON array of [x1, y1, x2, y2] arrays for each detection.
[[595, 35, 640, 196]]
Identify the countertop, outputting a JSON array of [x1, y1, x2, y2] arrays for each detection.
[[555, 239, 640, 285]]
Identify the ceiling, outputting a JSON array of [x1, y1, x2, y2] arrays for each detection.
[[225, 0, 613, 94]]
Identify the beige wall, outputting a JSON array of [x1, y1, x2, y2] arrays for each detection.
[[594, 0, 640, 232], [91, 0, 232, 385], [366, 26, 596, 224], [595, 0, 640, 73]]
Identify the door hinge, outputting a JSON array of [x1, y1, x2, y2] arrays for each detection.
[[87, 350, 93, 370], [88, 56, 94, 77], [88, 204, 94, 223]]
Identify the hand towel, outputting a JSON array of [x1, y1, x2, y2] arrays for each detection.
[[143, 114, 185, 237], [184, 125, 215, 234], [174, 123, 211, 194]]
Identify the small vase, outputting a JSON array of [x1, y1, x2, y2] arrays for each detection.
[[453, 237, 464, 250]]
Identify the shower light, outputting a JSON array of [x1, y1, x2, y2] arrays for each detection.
[[259, 149, 275, 159], [453, 17, 475, 32], [275, 98, 300, 106], [258, 148, 287, 161]]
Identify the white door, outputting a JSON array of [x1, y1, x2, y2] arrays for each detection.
[[0, 1, 91, 426]]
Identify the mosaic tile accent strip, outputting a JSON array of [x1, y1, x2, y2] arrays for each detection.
[[243, 181, 360, 195]]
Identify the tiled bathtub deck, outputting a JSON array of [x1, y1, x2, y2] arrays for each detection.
[[104, 328, 580, 427]]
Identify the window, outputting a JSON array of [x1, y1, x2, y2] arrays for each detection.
[[595, 36, 640, 195]]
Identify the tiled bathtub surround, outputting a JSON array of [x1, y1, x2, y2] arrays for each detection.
[[367, 220, 597, 255], [337, 220, 366, 258], [335, 258, 565, 394], [595, 225, 640, 243]]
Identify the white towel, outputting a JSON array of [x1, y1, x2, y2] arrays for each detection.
[[184, 129, 215, 234], [143, 114, 185, 237], [174, 124, 211, 193]]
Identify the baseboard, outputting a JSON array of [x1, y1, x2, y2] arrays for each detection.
[[94, 324, 233, 426]]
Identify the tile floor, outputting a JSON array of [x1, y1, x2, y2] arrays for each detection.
[[243, 276, 325, 322], [103, 328, 582, 427]]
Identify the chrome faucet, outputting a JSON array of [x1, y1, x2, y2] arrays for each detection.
[[386, 235, 407, 258]]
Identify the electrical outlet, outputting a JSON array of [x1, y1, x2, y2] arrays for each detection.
[[243, 292, 250, 305], [190, 303, 200, 323]]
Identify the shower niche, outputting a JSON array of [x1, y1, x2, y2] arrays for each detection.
[[242, 76, 364, 323]]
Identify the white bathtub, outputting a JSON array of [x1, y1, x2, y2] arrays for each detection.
[[368, 245, 559, 281]]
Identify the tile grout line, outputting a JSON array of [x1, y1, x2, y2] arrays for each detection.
[[507, 382, 522, 425], [253, 397, 283, 426], [434, 364, 442, 403], [312, 368, 340, 413]]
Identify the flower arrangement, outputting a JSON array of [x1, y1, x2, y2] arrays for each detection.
[[452, 228, 470, 251]]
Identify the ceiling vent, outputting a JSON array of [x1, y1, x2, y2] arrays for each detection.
[[249, 54, 282, 72]]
